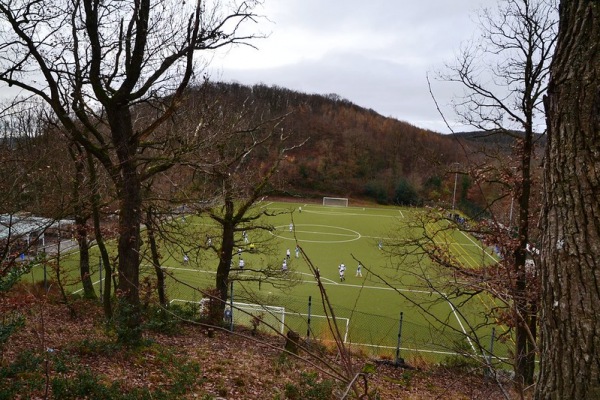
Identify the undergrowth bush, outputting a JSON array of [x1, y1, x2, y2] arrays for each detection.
[[284, 371, 334, 400], [0, 350, 45, 399]]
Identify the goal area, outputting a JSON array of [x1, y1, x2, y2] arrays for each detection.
[[323, 197, 348, 207], [170, 299, 286, 334]]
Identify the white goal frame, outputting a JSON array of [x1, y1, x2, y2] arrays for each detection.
[[323, 197, 348, 207], [290, 312, 350, 343], [170, 299, 286, 334], [231, 302, 286, 334]]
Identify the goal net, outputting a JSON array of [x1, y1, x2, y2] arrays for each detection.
[[284, 312, 350, 343], [229, 302, 286, 334], [323, 197, 348, 207], [169, 299, 286, 334]]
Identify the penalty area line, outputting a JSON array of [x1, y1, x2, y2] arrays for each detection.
[[161, 266, 432, 295]]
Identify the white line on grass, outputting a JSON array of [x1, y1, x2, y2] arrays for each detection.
[[163, 266, 432, 294], [304, 210, 369, 217], [296, 208, 401, 219], [346, 341, 463, 356], [283, 229, 359, 238], [163, 266, 216, 275], [297, 271, 337, 285], [160, 265, 482, 358], [446, 297, 477, 353], [459, 230, 496, 263], [73, 279, 102, 294]]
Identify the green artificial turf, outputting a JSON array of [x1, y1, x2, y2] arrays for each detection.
[[26, 200, 510, 363]]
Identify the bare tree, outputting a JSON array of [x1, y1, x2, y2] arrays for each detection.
[[436, 0, 558, 389], [535, 1, 600, 398], [67, 141, 97, 300], [0, 0, 262, 343], [177, 85, 304, 318]]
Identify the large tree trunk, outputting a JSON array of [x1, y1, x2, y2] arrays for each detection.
[[75, 216, 96, 300], [214, 199, 236, 322], [88, 154, 113, 318], [115, 165, 142, 342], [71, 144, 96, 300], [536, 2, 600, 398], [110, 108, 143, 343], [145, 208, 167, 307], [514, 125, 536, 388]]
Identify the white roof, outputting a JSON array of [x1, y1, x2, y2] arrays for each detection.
[[0, 214, 74, 240]]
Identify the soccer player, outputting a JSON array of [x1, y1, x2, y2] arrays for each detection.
[[289, 223, 294, 232], [183, 254, 189, 264], [338, 263, 346, 281], [239, 258, 245, 269], [356, 263, 362, 277], [286, 248, 291, 260], [282, 259, 288, 273], [295, 246, 300, 258]]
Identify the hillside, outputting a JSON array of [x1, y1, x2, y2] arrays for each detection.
[[1, 285, 512, 399], [189, 82, 472, 206], [1, 82, 517, 218], [178, 83, 536, 216]]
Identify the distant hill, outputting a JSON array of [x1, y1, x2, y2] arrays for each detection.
[[1, 82, 516, 213], [197, 82, 472, 206], [453, 130, 546, 152]]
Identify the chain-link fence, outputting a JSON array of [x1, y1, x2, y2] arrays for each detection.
[[172, 285, 509, 365]]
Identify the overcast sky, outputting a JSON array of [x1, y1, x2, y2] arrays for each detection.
[[206, 0, 496, 134]]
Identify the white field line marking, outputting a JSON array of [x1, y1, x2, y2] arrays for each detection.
[[343, 341, 509, 360], [290, 229, 358, 238], [73, 280, 102, 294], [446, 298, 477, 354], [163, 265, 432, 294], [76, 265, 475, 355], [296, 208, 400, 219], [161, 266, 216, 274], [301, 209, 398, 218], [459, 230, 496, 262], [297, 271, 337, 284], [398, 209, 405, 218], [449, 241, 480, 269], [345, 342, 461, 356]]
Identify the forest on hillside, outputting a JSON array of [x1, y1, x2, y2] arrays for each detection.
[[201, 82, 472, 208], [0, 81, 531, 220]]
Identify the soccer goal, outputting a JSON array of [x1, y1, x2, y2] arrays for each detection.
[[284, 312, 350, 343], [231, 302, 286, 334], [169, 299, 286, 334], [323, 197, 349, 207]]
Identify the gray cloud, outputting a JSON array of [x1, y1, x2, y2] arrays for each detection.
[[207, 0, 499, 133]]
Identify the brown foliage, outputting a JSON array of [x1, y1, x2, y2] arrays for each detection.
[[0, 289, 513, 399]]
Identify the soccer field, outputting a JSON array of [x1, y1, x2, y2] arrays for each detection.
[[28, 200, 509, 362], [158, 201, 507, 362]]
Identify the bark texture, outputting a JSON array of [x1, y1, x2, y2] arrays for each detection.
[[537, 2, 600, 398]]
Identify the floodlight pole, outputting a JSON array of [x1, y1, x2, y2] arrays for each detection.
[[395, 311, 404, 366], [307, 296, 312, 339], [452, 170, 458, 210]]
